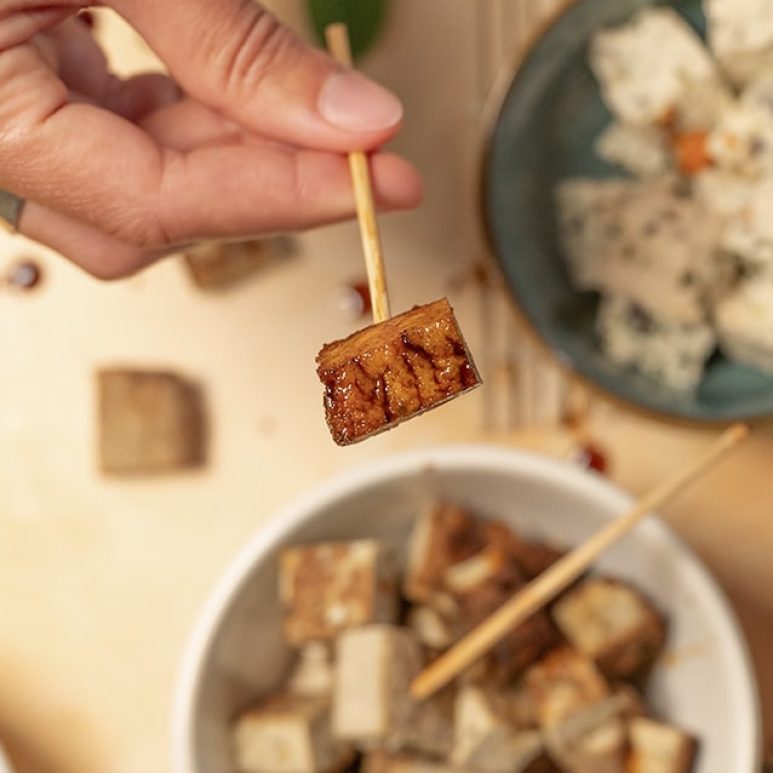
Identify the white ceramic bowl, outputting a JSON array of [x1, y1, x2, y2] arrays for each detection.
[[0, 746, 12, 773], [172, 446, 761, 773]]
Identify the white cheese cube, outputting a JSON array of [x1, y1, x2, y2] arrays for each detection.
[[552, 578, 666, 682], [627, 717, 698, 772], [233, 693, 349, 773], [590, 8, 725, 127], [280, 540, 398, 644]]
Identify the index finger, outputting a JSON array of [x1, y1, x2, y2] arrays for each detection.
[[107, 0, 404, 152]]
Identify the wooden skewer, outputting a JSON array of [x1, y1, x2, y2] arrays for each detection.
[[325, 23, 391, 324], [411, 422, 750, 701]]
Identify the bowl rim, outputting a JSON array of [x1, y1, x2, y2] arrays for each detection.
[[0, 745, 13, 773], [478, 0, 773, 427], [171, 444, 762, 773]]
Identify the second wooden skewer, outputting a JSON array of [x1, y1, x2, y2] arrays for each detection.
[[411, 422, 750, 701]]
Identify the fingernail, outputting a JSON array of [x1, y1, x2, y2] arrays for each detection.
[[319, 69, 403, 132]]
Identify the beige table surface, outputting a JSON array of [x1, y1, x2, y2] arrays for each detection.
[[0, 4, 771, 772]]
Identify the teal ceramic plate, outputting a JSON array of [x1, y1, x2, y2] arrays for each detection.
[[483, 0, 773, 423]]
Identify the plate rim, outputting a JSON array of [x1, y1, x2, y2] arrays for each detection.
[[479, 0, 773, 426]]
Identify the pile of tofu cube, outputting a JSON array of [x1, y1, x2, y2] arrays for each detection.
[[232, 504, 697, 772], [556, 2, 773, 391]]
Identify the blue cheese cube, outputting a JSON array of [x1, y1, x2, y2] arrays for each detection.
[[708, 103, 773, 179], [692, 169, 754, 220], [715, 274, 773, 372], [601, 188, 721, 325], [590, 8, 725, 127], [597, 295, 716, 391], [594, 123, 673, 179], [556, 179, 639, 291], [720, 179, 773, 269], [558, 181, 723, 325], [707, 0, 773, 87]]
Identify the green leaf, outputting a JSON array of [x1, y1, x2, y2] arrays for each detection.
[[306, 0, 388, 59]]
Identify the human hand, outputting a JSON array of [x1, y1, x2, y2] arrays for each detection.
[[0, 1, 422, 278]]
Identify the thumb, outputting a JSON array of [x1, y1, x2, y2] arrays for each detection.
[[107, 0, 403, 151]]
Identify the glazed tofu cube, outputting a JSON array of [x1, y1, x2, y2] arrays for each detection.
[[524, 648, 610, 730], [363, 751, 458, 772], [333, 625, 452, 757], [182, 236, 292, 291], [544, 694, 632, 773], [627, 717, 698, 772], [450, 685, 545, 772], [280, 541, 398, 645], [405, 505, 558, 681], [288, 643, 335, 698], [97, 369, 205, 475], [552, 578, 667, 682], [407, 605, 457, 650], [404, 504, 487, 607], [451, 557, 558, 683], [316, 299, 480, 446], [233, 693, 350, 773]]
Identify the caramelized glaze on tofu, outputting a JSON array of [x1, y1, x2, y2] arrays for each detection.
[[316, 299, 480, 445], [280, 541, 398, 645], [552, 578, 667, 684]]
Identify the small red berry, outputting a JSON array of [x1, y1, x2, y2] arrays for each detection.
[[573, 442, 608, 475]]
